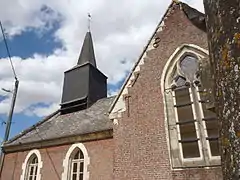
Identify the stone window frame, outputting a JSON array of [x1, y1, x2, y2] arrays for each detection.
[[161, 44, 221, 168], [20, 149, 43, 180], [62, 143, 90, 180]]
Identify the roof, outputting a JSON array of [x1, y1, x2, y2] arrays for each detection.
[[181, 3, 206, 32], [77, 31, 97, 67], [5, 96, 115, 147], [109, 1, 206, 115]]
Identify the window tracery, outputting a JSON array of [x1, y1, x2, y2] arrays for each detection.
[[162, 45, 220, 168]]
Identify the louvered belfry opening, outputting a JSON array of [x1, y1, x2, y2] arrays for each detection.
[[60, 31, 107, 114]]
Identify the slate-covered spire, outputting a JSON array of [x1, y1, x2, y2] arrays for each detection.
[[60, 30, 107, 114], [77, 31, 97, 67]]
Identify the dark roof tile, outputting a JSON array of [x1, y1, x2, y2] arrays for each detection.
[[5, 96, 115, 146]]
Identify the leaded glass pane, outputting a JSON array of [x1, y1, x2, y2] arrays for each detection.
[[180, 56, 198, 82], [80, 162, 84, 173], [80, 174, 83, 180], [205, 120, 218, 138], [202, 104, 216, 119], [179, 123, 198, 141], [175, 88, 194, 122], [74, 151, 80, 159], [209, 140, 220, 156], [32, 157, 38, 164], [30, 166, 34, 175], [182, 142, 200, 158], [80, 150, 84, 159], [175, 88, 191, 105], [175, 76, 186, 87], [34, 166, 38, 176], [73, 162, 78, 173], [72, 174, 77, 180], [177, 106, 194, 122], [73, 150, 84, 160]]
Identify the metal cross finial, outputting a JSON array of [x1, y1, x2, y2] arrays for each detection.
[[88, 13, 91, 32]]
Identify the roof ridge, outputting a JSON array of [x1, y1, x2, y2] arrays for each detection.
[[108, 1, 179, 114], [4, 110, 59, 145]]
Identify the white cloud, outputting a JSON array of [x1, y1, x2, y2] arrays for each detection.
[[0, 1, 60, 36], [0, 0, 204, 117], [24, 103, 59, 117]]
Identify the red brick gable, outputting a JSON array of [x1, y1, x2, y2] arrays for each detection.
[[110, 2, 222, 179]]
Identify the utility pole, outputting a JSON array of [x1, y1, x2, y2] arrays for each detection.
[[0, 79, 19, 178], [203, 0, 240, 179], [3, 79, 19, 142], [0, 21, 19, 179]]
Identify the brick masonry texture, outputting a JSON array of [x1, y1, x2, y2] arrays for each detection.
[[1, 139, 113, 180], [113, 4, 222, 180], [1, 4, 224, 180]]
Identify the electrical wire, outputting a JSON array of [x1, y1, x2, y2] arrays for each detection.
[[0, 21, 18, 80]]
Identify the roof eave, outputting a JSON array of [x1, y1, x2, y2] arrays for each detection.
[[108, 1, 206, 114], [3, 129, 113, 153], [4, 110, 60, 146]]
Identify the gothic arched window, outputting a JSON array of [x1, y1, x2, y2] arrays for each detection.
[[163, 45, 220, 168], [21, 149, 42, 180], [26, 155, 38, 180], [70, 149, 84, 180], [62, 143, 90, 180]]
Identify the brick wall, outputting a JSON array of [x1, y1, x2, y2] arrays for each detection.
[[172, 168, 222, 180], [1, 138, 113, 180], [113, 4, 222, 180]]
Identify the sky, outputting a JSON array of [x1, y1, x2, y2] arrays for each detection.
[[0, 0, 204, 142]]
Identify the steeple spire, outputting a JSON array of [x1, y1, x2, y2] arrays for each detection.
[[60, 22, 107, 114], [77, 31, 96, 67]]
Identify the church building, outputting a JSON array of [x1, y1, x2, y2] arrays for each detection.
[[0, 2, 223, 180]]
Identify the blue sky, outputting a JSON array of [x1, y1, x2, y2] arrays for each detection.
[[0, 25, 130, 140], [0, 24, 62, 59], [0, 23, 129, 141], [0, 0, 203, 143], [0, 25, 61, 140]]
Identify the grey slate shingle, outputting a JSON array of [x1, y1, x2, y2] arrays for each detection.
[[5, 96, 115, 146]]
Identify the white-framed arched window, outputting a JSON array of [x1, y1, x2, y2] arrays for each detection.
[[20, 149, 43, 180], [62, 143, 90, 180], [161, 44, 220, 168]]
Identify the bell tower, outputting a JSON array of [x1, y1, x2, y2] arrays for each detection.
[[60, 31, 107, 114]]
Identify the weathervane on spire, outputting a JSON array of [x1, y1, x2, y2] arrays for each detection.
[[88, 13, 91, 32]]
